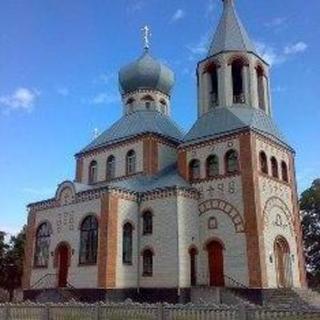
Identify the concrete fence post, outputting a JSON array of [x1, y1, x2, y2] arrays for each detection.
[[5, 304, 10, 320], [238, 304, 247, 320], [157, 303, 164, 320], [94, 303, 100, 320], [45, 305, 50, 320]]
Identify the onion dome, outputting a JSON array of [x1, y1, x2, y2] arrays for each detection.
[[119, 51, 175, 96]]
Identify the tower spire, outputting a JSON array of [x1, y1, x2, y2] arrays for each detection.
[[208, 0, 257, 57]]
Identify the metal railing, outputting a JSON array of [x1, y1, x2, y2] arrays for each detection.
[[224, 274, 249, 289]]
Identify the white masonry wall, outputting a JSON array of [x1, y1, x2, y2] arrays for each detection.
[[81, 140, 144, 184], [30, 198, 101, 289], [256, 137, 301, 288], [158, 142, 178, 171]]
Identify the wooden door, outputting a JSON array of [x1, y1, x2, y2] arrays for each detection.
[[58, 244, 69, 287], [275, 237, 292, 288], [207, 241, 224, 287]]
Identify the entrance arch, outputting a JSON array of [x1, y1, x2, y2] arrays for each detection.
[[206, 240, 225, 287], [274, 236, 292, 288], [54, 242, 71, 288]]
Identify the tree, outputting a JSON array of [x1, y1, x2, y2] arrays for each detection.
[[300, 179, 320, 286], [0, 227, 26, 301]]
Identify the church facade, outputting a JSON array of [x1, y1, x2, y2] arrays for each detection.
[[23, 0, 306, 302]]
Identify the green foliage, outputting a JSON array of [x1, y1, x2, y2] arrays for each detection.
[[300, 179, 320, 285], [0, 226, 26, 301]]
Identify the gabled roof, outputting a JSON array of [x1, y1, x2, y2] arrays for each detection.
[[79, 110, 184, 154], [208, 0, 257, 57], [183, 106, 289, 148]]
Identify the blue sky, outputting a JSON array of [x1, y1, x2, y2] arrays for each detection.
[[0, 0, 319, 235]]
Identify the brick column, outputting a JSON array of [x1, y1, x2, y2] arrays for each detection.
[[98, 193, 119, 288], [240, 133, 267, 287], [143, 137, 158, 176], [178, 149, 188, 180], [22, 211, 37, 289], [75, 157, 84, 183], [289, 154, 307, 288]]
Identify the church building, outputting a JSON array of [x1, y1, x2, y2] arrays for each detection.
[[23, 0, 306, 302]]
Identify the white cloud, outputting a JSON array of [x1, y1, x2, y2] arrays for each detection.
[[265, 17, 288, 28], [91, 92, 119, 105], [187, 34, 209, 60], [57, 87, 69, 96], [284, 42, 308, 55], [255, 40, 308, 66], [0, 87, 40, 113], [171, 9, 185, 22]]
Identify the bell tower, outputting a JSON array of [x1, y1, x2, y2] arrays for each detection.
[[197, 0, 271, 117]]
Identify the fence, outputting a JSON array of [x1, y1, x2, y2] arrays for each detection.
[[0, 302, 320, 320]]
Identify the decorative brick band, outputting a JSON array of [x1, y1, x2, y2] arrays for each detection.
[[199, 199, 245, 233]]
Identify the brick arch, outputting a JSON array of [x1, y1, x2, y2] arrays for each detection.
[[198, 199, 245, 233], [227, 55, 250, 66], [262, 196, 294, 235]]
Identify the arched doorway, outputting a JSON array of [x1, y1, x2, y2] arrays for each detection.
[[55, 243, 70, 287], [274, 237, 292, 288], [207, 240, 224, 287]]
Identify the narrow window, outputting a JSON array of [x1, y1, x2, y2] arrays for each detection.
[[34, 222, 51, 267], [160, 99, 167, 114], [281, 161, 289, 182], [126, 150, 136, 175], [142, 95, 154, 110], [189, 159, 201, 181], [271, 157, 279, 178], [79, 216, 98, 265], [206, 63, 219, 107], [206, 155, 219, 177], [126, 98, 135, 114], [143, 249, 153, 277], [225, 150, 239, 174], [257, 66, 266, 111], [189, 248, 198, 286], [232, 59, 245, 104], [143, 211, 153, 235], [259, 151, 268, 174], [106, 155, 116, 180], [89, 160, 98, 184], [123, 223, 133, 264]]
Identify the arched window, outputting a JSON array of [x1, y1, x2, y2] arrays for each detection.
[[232, 59, 245, 104], [160, 99, 167, 114], [123, 223, 133, 264], [259, 151, 268, 174], [143, 211, 153, 235], [89, 160, 98, 184], [106, 155, 116, 180], [206, 155, 219, 178], [142, 95, 154, 110], [257, 66, 266, 111], [126, 98, 135, 114], [142, 249, 153, 277], [34, 222, 51, 267], [205, 63, 219, 108], [225, 150, 239, 174], [189, 159, 201, 181], [271, 157, 279, 178], [281, 161, 289, 182], [79, 215, 98, 265], [126, 150, 136, 175]]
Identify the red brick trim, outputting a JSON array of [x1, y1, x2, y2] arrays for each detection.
[[75, 158, 83, 183], [98, 193, 119, 288], [240, 133, 267, 287], [178, 149, 188, 180], [143, 137, 158, 175], [289, 154, 307, 288], [22, 211, 37, 289]]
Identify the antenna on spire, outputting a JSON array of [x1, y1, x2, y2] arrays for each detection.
[[141, 25, 151, 51]]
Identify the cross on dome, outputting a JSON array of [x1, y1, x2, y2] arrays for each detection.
[[141, 25, 152, 51]]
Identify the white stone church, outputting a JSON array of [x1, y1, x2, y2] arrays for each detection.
[[23, 0, 306, 303]]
